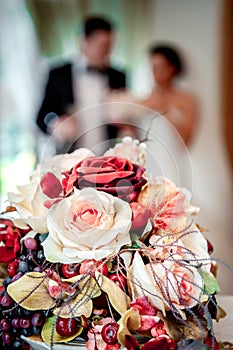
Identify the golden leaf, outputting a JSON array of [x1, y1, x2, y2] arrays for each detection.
[[117, 308, 141, 345], [62, 274, 101, 299], [95, 271, 131, 315], [53, 293, 93, 318], [7, 272, 54, 310]]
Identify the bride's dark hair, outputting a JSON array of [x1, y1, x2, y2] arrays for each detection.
[[149, 44, 185, 76]]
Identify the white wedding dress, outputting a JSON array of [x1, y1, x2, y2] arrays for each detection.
[[137, 108, 193, 191]]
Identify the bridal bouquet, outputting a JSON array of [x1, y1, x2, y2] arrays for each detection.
[[0, 137, 223, 350]]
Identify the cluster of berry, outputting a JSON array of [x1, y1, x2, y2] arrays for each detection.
[[0, 232, 128, 348], [0, 236, 46, 349]]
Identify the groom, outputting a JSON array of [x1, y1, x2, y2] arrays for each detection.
[[36, 16, 127, 154]]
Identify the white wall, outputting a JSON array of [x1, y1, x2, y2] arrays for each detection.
[[150, 0, 233, 294]]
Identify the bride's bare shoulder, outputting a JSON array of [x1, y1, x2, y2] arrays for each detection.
[[174, 89, 197, 107]]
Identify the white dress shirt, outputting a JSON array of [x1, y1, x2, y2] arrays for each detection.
[[71, 55, 109, 154]]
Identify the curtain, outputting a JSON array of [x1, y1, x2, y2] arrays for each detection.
[[221, 0, 233, 174], [0, 0, 42, 195]]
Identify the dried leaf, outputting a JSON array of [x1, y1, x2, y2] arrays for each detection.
[[95, 271, 131, 315], [62, 274, 101, 299], [0, 263, 8, 279], [216, 305, 226, 322], [177, 339, 209, 350], [118, 308, 141, 346], [53, 293, 93, 318], [41, 316, 83, 344], [7, 272, 54, 310], [163, 312, 208, 342]]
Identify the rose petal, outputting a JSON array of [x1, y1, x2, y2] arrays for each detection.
[[40, 172, 62, 198]]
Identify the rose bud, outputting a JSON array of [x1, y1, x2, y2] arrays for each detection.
[[130, 202, 151, 232]]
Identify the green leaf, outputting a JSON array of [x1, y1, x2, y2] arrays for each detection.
[[39, 233, 48, 243], [131, 241, 140, 249], [200, 271, 221, 295], [41, 316, 83, 344]]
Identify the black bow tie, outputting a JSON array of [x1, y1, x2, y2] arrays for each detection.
[[87, 65, 108, 75]]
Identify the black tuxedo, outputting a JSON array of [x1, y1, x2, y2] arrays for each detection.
[[36, 63, 127, 142]]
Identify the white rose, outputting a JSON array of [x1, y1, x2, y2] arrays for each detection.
[[104, 136, 146, 166], [7, 169, 48, 233], [7, 148, 94, 233], [42, 188, 132, 263]]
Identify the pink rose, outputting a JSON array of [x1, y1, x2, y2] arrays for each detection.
[[146, 258, 203, 310], [138, 178, 191, 232], [62, 156, 147, 202]]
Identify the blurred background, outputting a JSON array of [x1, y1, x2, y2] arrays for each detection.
[[0, 0, 232, 293]]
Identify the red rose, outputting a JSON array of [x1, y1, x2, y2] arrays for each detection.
[[0, 218, 30, 263], [62, 156, 147, 202]]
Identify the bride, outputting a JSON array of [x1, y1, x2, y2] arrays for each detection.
[[108, 44, 198, 188]]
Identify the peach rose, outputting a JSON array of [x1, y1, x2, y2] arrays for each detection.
[[42, 188, 132, 263], [128, 252, 203, 315], [138, 177, 198, 233]]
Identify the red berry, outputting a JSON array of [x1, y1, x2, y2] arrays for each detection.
[[109, 273, 127, 289], [56, 317, 79, 337], [101, 322, 119, 345], [7, 260, 19, 277], [61, 263, 80, 278]]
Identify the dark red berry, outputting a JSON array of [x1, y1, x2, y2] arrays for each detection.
[[61, 263, 80, 278], [55, 317, 79, 337], [2, 331, 12, 344], [31, 312, 44, 327], [109, 273, 127, 289], [12, 272, 23, 282], [1, 293, 14, 307], [0, 318, 11, 331], [11, 318, 21, 329], [20, 317, 31, 329], [101, 322, 119, 345]]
